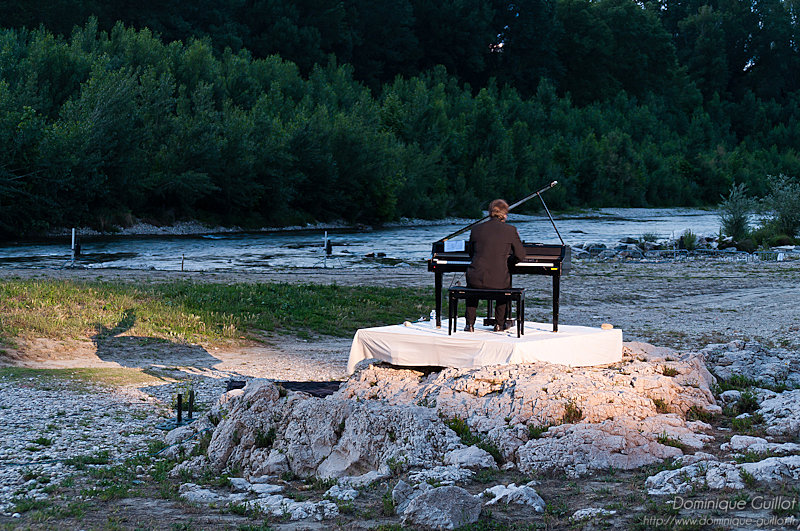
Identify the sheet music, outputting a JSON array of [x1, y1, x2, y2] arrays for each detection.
[[444, 240, 466, 252]]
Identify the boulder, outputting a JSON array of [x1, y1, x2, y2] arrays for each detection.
[[481, 483, 545, 512], [324, 485, 359, 501], [757, 389, 800, 436], [571, 508, 617, 521], [645, 462, 744, 495], [401, 486, 482, 530], [740, 456, 800, 482], [517, 417, 691, 477], [700, 341, 800, 388], [246, 495, 339, 521], [206, 379, 462, 479], [444, 446, 497, 470]]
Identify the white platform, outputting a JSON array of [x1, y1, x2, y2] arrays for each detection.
[[347, 318, 623, 374]]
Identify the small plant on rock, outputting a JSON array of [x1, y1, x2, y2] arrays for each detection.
[[661, 365, 679, 377], [739, 468, 758, 488], [527, 424, 551, 440], [656, 432, 687, 451], [652, 398, 670, 414], [381, 489, 395, 516], [561, 400, 583, 424], [254, 427, 276, 449]]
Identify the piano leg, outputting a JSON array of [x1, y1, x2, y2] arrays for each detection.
[[435, 271, 443, 328], [553, 272, 560, 332]]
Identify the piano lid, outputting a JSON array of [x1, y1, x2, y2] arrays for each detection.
[[436, 181, 565, 245]]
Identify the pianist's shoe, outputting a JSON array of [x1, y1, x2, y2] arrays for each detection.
[[464, 324, 475, 332], [493, 321, 513, 332]]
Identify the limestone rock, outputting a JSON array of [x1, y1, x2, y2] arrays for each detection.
[[645, 462, 744, 495], [721, 435, 800, 455], [740, 456, 800, 482], [246, 495, 339, 521], [204, 342, 720, 481], [444, 446, 498, 470], [719, 390, 742, 403], [324, 485, 359, 501], [407, 465, 475, 486], [401, 486, 482, 530], [481, 483, 545, 512], [169, 455, 211, 479], [701, 341, 800, 388], [338, 470, 389, 488], [570, 508, 617, 521], [392, 479, 432, 514], [517, 415, 712, 477], [646, 456, 800, 495], [757, 389, 800, 436], [178, 483, 244, 504], [206, 379, 461, 480], [250, 483, 283, 496], [229, 477, 251, 491]]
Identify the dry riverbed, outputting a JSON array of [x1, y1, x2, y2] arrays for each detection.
[[1, 260, 799, 530]]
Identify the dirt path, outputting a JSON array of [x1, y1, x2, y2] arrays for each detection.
[[2, 260, 799, 377]]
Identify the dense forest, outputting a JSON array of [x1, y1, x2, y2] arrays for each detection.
[[1, 0, 799, 237]]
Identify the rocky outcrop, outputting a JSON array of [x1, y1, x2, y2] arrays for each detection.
[[517, 416, 714, 477], [200, 342, 720, 481], [336, 342, 717, 476], [205, 379, 463, 480]]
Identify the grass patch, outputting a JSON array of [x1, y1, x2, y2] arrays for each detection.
[[64, 450, 111, 469], [730, 412, 765, 435], [0, 367, 163, 388], [0, 280, 432, 344], [685, 405, 715, 423], [254, 427, 276, 449], [12, 497, 51, 513]]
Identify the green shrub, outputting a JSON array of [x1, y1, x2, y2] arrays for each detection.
[[719, 182, 753, 241], [527, 424, 551, 439], [562, 400, 583, 424], [762, 174, 800, 239], [679, 229, 698, 251]]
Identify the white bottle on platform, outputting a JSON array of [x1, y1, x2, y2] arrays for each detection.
[[430, 310, 437, 328]]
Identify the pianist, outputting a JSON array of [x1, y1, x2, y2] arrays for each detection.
[[465, 199, 526, 332]]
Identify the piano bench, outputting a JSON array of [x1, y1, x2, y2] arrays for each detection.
[[447, 287, 525, 338]]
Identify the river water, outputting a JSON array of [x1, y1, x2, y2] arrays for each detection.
[[0, 208, 721, 271]]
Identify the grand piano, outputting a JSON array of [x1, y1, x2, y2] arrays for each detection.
[[427, 181, 570, 331]]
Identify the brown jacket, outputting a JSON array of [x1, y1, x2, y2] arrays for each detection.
[[466, 217, 526, 289]]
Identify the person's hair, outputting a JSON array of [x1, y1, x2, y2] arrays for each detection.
[[489, 199, 509, 220]]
